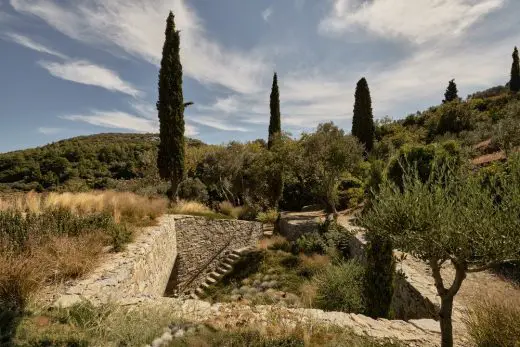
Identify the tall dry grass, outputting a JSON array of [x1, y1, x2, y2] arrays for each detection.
[[465, 293, 520, 347], [0, 191, 167, 225]]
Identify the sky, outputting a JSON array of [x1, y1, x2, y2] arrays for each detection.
[[0, 0, 519, 153]]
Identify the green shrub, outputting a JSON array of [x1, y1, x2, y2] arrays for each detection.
[[295, 232, 327, 255], [313, 260, 366, 313], [256, 209, 279, 224], [178, 178, 209, 203]]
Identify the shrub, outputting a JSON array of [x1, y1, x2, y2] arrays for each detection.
[[178, 178, 209, 203], [256, 209, 279, 224], [465, 296, 520, 347], [295, 232, 327, 255], [313, 260, 366, 313]]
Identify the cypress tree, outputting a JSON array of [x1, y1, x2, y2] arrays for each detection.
[[157, 11, 186, 201], [510, 47, 520, 93], [352, 77, 375, 153], [268, 72, 281, 150], [443, 79, 459, 103], [268, 72, 283, 208]]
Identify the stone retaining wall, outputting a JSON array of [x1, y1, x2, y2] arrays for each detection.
[[173, 216, 263, 293], [54, 215, 177, 307]]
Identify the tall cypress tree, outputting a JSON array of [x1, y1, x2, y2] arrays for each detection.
[[157, 12, 186, 201], [443, 79, 459, 103], [352, 77, 375, 153], [510, 47, 520, 93], [268, 72, 281, 150]]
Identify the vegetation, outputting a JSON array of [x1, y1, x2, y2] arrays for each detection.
[[157, 12, 189, 201], [352, 77, 375, 153], [443, 79, 459, 103], [465, 294, 520, 347], [268, 72, 281, 150], [10, 301, 404, 347], [360, 155, 520, 347], [511, 47, 520, 93], [0, 191, 166, 342]]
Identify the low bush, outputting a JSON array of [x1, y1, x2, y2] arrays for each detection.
[[178, 178, 209, 203], [312, 260, 366, 314], [465, 295, 520, 347], [256, 209, 279, 224]]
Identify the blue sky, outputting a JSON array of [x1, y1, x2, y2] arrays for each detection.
[[1, 0, 519, 153]]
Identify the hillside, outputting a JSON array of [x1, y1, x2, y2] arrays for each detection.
[[0, 133, 206, 193]]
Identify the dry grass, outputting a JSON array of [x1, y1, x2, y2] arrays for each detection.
[[171, 200, 213, 215], [465, 293, 520, 347], [217, 201, 249, 219], [257, 235, 288, 250], [0, 191, 168, 225]]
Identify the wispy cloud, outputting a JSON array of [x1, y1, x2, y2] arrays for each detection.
[[262, 6, 273, 22], [5, 32, 68, 59], [190, 115, 249, 132], [38, 60, 141, 97], [319, 0, 505, 44], [10, 0, 270, 94], [37, 127, 64, 135], [61, 110, 198, 136]]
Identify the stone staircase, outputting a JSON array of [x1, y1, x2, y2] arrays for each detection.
[[189, 246, 256, 300], [262, 223, 274, 237]]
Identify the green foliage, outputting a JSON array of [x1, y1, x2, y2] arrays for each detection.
[[435, 101, 474, 136], [364, 231, 395, 319], [0, 208, 125, 254], [268, 72, 281, 149], [157, 12, 186, 199], [443, 79, 459, 103], [352, 77, 375, 152], [178, 177, 209, 203], [386, 141, 462, 191], [295, 232, 328, 255], [256, 209, 279, 224], [313, 260, 366, 313], [492, 100, 520, 153], [510, 47, 520, 93]]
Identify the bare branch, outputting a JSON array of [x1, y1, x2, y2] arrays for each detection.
[[430, 257, 447, 296], [467, 259, 518, 273]]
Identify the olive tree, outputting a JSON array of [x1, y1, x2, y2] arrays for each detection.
[[300, 122, 363, 215], [360, 155, 520, 347]]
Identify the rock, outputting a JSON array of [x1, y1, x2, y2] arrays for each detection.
[[174, 329, 185, 338], [53, 294, 83, 308]]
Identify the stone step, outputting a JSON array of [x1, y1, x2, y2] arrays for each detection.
[[206, 276, 217, 284], [226, 254, 240, 261], [201, 282, 211, 289], [216, 266, 229, 275], [220, 263, 233, 271], [195, 287, 205, 295], [190, 293, 200, 300], [208, 271, 223, 280]]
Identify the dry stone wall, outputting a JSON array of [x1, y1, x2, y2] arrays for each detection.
[[54, 215, 177, 307], [173, 216, 263, 293]]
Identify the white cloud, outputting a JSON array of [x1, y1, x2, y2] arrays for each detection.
[[10, 0, 269, 94], [319, 0, 505, 44], [61, 110, 198, 136], [38, 60, 141, 97], [5, 32, 68, 59], [130, 101, 156, 119], [37, 127, 64, 135], [262, 6, 273, 22], [190, 115, 249, 132]]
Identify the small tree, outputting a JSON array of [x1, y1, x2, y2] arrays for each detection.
[[443, 79, 459, 103], [157, 12, 188, 200], [510, 47, 520, 93], [301, 122, 363, 215], [268, 72, 281, 149], [352, 77, 375, 153], [360, 156, 520, 347]]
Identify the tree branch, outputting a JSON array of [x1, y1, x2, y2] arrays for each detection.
[[467, 259, 518, 273], [446, 260, 466, 298], [430, 257, 447, 296]]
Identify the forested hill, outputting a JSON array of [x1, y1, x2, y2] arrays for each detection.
[[0, 133, 206, 192]]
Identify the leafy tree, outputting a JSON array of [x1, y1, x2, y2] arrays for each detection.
[[268, 72, 281, 149], [157, 11, 188, 200], [300, 122, 363, 215], [352, 77, 375, 153], [510, 47, 520, 93], [443, 79, 459, 103], [360, 155, 520, 347]]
